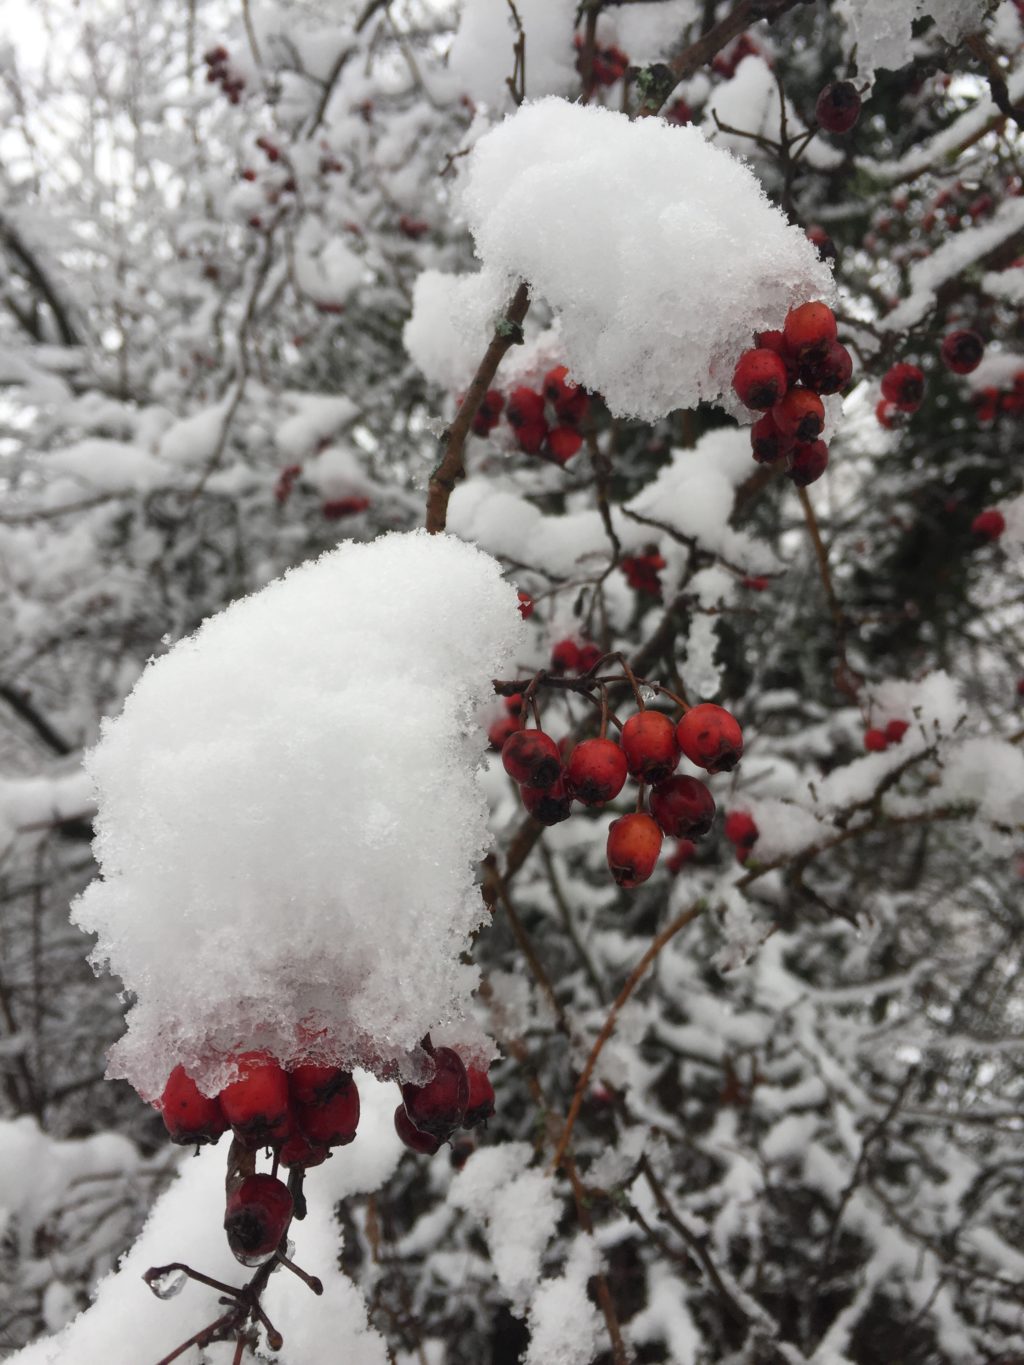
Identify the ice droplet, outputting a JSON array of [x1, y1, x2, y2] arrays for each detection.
[[638, 685, 658, 704], [147, 1268, 187, 1300]]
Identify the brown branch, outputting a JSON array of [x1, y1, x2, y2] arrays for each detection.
[[796, 484, 861, 700], [664, 0, 804, 101], [0, 217, 80, 346], [425, 281, 530, 533], [0, 682, 73, 755]]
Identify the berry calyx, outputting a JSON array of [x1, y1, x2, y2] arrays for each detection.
[[219, 1052, 290, 1147], [463, 1067, 496, 1127], [401, 1047, 469, 1141], [224, 1174, 293, 1266], [676, 703, 743, 773], [940, 330, 984, 375], [783, 301, 837, 359], [772, 387, 825, 441], [649, 775, 716, 838], [394, 1104, 442, 1154], [159, 1065, 228, 1146], [864, 728, 888, 752], [520, 777, 573, 826], [881, 362, 925, 413], [295, 1074, 360, 1146], [621, 711, 680, 784], [732, 348, 789, 410], [565, 737, 629, 805], [971, 508, 1005, 541], [501, 729, 561, 788], [606, 812, 663, 888], [815, 81, 861, 135], [788, 439, 829, 487]]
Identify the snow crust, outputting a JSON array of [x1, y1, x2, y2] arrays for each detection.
[[72, 531, 525, 1099], [839, 0, 988, 83]]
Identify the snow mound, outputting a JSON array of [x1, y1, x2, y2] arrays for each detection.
[[457, 98, 834, 421], [72, 531, 525, 1100]]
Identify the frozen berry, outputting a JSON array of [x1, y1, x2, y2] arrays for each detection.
[[940, 330, 984, 375], [649, 776, 716, 839], [676, 703, 743, 774], [521, 777, 573, 826], [772, 387, 825, 441], [864, 728, 888, 752], [224, 1174, 293, 1266], [401, 1047, 469, 1141], [296, 1075, 360, 1147], [514, 420, 548, 455], [565, 737, 628, 805], [621, 553, 666, 595], [220, 1052, 290, 1147], [971, 508, 1005, 541], [881, 362, 925, 413], [788, 439, 829, 486], [463, 1067, 496, 1127], [606, 812, 663, 888], [288, 1064, 350, 1106], [875, 399, 903, 430], [501, 729, 561, 788], [751, 412, 793, 464], [159, 1065, 228, 1146], [806, 224, 837, 263], [885, 719, 910, 744], [732, 348, 789, 410], [279, 1131, 331, 1168], [394, 1104, 442, 1154], [815, 81, 861, 134], [621, 711, 680, 784], [783, 301, 837, 359]]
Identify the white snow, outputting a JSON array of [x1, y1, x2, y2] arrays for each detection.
[[838, 0, 989, 84], [72, 530, 525, 1101]]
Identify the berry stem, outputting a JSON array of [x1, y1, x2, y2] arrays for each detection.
[[275, 1251, 324, 1295]]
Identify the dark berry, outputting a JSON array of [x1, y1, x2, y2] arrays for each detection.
[[463, 1068, 496, 1127], [224, 1174, 293, 1266], [401, 1048, 469, 1141], [501, 729, 561, 788], [881, 363, 925, 412], [394, 1105, 443, 1154], [940, 330, 984, 375], [783, 301, 837, 359], [788, 439, 829, 486], [649, 776, 716, 838], [816, 81, 861, 135]]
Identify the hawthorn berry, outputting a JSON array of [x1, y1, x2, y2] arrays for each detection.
[[463, 1067, 496, 1127], [288, 1064, 350, 1106], [788, 439, 829, 487], [606, 812, 663, 888], [514, 420, 548, 455], [875, 398, 902, 430], [940, 330, 984, 375], [547, 427, 583, 463], [881, 362, 925, 413], [517, 590, 534, 619], [801, 341, 853, 395], [520, 777, 573, 826], [773, 387, 825, 441], [750, 412, 792, 464], [756, 329, 799, 382], [565, 737, 629, 805], [621, 552, 666, 595], [224, 1174, 293, 1266], [732, 348, 789, 410], [665, 839, 697, 874], [676, 703, 743, 773], [815, 81, 861, 134], [488, 713, 519, 751], [743, 576, 770, 591], [864, 728, 888, 752], [885, 719, 910, 744], [621, 711, 680, 784], [501, 729, 561, 788], [219, 1052, 290, 1147], [783, 301, 837, 359], [577, 642, 603, 672], [323, 497, 370, 520], [394, 1104, 442, 1154], [279, 1131, 331, 1169], [971, 508, 1005, 541], [506, 387, 545, 430], [295, 1076, 360, 1147], [723, 810, 759, 862], [472, 389, 505, 436], [543, 365, 589, 425], [401, 1047, 469, 1141], [649, 776, 716, 838], [551, 638, 581, 673], [806, 224, 838, 263], [159, 1065, 228, 1146]]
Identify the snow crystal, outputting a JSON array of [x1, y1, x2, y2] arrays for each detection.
[[72, 531, 525, 1100], [838, 0, 988, 84], [524, 1235, 604, 1365], [457, 98, 834, 421], [403, 267, 511, 394]]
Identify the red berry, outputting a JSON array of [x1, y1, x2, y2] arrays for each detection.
[[295, 1075, 360, 1146], [772, 387, 825, 441], [788, 439, 829, 487], [649, 776, 716, 838], [463, 1067, 496, 1127], [520, 777, 573, 826], [783, 301, 837, 359], [543, 365, 589, 425], [517, 590, 534, 619], [806, 224, 837, 263], [401, 1048, 469, 1141], [676, 704, 743, 774], [732, 348, 789, 410], [159, 1065, 228, 1146], [220, 1053, 290, 1147], [515, 420, 548, 455], [506, 387, 545, 429], [815, 81, 861, 134], [488, 713, 519, 751], [279, 1130, 331, 1168], [864, 728, 888, 752], [472, 389, 505, 436], [577, 643, 603, 672], [565, 738, 628, 805], [723, 810, 759, 862], [394, 1104, 442, 1154], [940, 330, 984, 375], [971, 508, 1005, 541], [875, 398, 903, 430], [322, 496, 370, 520], [742, 576, 770, 591], [547, 427, 583, 463], [551, 638, 580, 672], [288, 1064, 350, 1106], [224, 1174, 293, 1266], [802, 341, 853, 395], [621, 711, 680, 784], [881, 363, 925, 412], [750, 412, 793, 464], [885, 719, 910, 744], [621, 553, 666, 595], [607, 813, 663, 888], [501, 729, 561, 788], [665, 838, 697, 874]]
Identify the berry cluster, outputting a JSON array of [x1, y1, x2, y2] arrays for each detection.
[[472, 366, 590, 464], [734, 300, 852, 486], [499, 691, 744, 890], [572, 34, 630, 88], [394, 1042, 495, 1156], [621, 550, 666, 596], [203, 46, 245, 104], [973, 371, 1024, 425], [863, 718, 910, 752]]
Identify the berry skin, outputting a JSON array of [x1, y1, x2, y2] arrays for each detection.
[[401, 1047, 469, 1141], [488, 712, 519, 751], [788, 440, 829, 487], [279, 1131, 331, 1168], [815, 81, 861, 134], [219, 1052, 290, 1147], [551, 638, 581, 673], [621, 711, 680, 785], [864, 728, 888, 752], [806, 224, 837, 263], [801, 341, 853, 395], [783, 302, 837, 359], [649, 776, 716, 839], [543, 365, 589, 425], [514, 420, 549, 455], [547, 427, 583, 463], [288, 1064, 350, 1106], [159, 1065, 228, 1146], [750, 412, 793, 464], [606, 813, 663, 888], [723, 810, 759, 862], [463, 1068, 496, 1127], [577, 642, 603, 672], [772, 387, 825, 441], [971, 509, 1005, 541], [565, 738, 628, 805], [875, 399, 903, 430], [732, 348, 789, 411], [676, 704, 743, 774], [940, 330, 984, 375], [506, 387, 545, 430], [224, 1174, 293, 1267], [501, 729, 561, 789], [394, 1104, 442, 1155], [885, 719, 910, 744], [295, 1075, 360, 1146], [881, 363, 925, 412], [471, 389, 505, 436], [520, 778, 573, 826], [517, 591, 534, 619], [756, 329, 799, 382]]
